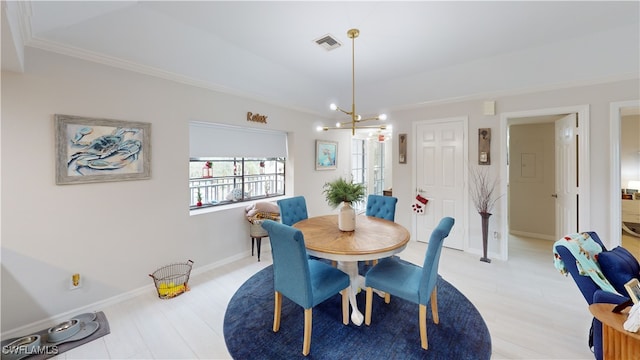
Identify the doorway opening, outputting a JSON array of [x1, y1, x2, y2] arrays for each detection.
[[500, 105, 591, 260], [610, 100, 640, 254], [351, 133, 393, 213]]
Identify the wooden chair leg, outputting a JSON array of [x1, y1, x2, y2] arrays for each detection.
[[303, 308, 312, 356], [365, 287, 373, 325], [419, 304, 428, 350], [273, 291, 282, 332], [373, 259, 379, 266], [384, 293, 391, 304], [430, 286, 439, 324], [331, 260, 337, 267], [341, 288, 349, 325]]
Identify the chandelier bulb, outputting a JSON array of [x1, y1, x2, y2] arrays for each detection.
[[378, 114, 387, 121], [355, 114, 362, 121], [316, 126, 324, 132], [330, 103, 338, 111], [336, 122, 342, 128]]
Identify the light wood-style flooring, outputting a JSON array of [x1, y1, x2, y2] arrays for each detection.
[[622, 233, 640, 263], [52, 235, 606, 359]]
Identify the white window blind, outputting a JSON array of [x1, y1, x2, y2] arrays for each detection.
[[189, 121, 288, 158]]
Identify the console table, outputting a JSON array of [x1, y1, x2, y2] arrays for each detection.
[[589, 303, 640, 360]]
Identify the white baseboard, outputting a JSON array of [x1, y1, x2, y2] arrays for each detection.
[[1, 251, 252, 340], [509, 230, 556, 241]]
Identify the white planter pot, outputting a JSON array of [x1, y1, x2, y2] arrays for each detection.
[[338, 202, 356, 231]]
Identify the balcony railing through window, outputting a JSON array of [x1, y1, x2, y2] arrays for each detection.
[[189, 158, 285, 209]]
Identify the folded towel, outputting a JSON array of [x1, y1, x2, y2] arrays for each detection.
[[623, 302, 640, 333]]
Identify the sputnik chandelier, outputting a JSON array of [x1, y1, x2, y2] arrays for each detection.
[[317, 28, 387, 136]]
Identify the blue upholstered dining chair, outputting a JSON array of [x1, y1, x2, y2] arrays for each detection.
[[365, 194, 398, 265], [277, 196, 309, 226], [364, 217, 455, 350], [260, 220, 350, 356], [365, 194, 398, 221]]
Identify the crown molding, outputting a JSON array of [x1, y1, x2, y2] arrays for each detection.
[[390, 73, 640, 113], [24, 36, 322, 117]]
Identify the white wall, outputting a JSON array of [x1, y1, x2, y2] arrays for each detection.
[[508, 123, 555, 238], [0, 48, 348, 333], [389, 79, 639, 258]]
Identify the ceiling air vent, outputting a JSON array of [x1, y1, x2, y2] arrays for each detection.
[[314, 34, 341, 51]]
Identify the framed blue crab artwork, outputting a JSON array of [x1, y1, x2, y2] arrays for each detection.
[[55, 114, 151, 185]]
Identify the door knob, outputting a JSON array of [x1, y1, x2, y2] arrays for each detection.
[[551, 194, 558, 198]]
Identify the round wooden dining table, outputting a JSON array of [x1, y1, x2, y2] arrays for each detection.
[[293, 214, 410, 325]]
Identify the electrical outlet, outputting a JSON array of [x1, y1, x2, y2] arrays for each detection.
[[493, 231, 499, 239], [69, 273, 82, 290]]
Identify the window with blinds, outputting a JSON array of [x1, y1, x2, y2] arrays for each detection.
[[189, 122, 287, 209]]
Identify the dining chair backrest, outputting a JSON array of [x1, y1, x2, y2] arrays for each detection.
[[261, 219, 313, 308], [365, 194, 398, 221], [277, 196, 309, 226], [419, 217, 455, 304]]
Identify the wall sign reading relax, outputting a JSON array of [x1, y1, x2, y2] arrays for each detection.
[[247, 112, 268, 124]]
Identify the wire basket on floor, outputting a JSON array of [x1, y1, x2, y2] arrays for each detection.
[[149, 260, 194, 299]]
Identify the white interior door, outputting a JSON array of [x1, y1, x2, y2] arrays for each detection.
[[415, 119, 465, 250], [555, 113, 578, 236]]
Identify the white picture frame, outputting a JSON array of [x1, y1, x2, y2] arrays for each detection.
[[624, 278, 640, 304], [315, 140, 337, 170]]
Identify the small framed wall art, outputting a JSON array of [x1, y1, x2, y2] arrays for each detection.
[[315, 140, 337, 170], [478, 128, 491, 165], [55, 114, 151, 185], [399, 133, 407, 164]]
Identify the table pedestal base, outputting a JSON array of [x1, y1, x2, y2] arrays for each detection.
[[337, 261, 364, 325], [337, 261, 386, 326]]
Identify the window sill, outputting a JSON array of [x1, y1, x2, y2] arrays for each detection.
[[189, 195, 288, 216]]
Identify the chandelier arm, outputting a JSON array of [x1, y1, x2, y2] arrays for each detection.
[[358, 116, 383, 122], [335, 117, 380, 127], [333, 106, 352, 116], [322, 124, 387, 131]]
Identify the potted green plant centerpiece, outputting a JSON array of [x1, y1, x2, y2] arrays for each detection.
[[322, 177, 366, 231]]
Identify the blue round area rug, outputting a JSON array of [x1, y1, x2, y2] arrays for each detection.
[[224, 263, 491, 359]]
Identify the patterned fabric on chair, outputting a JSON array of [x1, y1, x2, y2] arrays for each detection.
[[277, 196, 309, 226], [365, 194, 398, 221], [553, 231, 635, 360], [364, 217, 455, 350], [261, 220, 350, 356]]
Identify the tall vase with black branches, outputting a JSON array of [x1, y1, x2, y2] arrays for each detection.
[[469, 165, 502, 263]]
